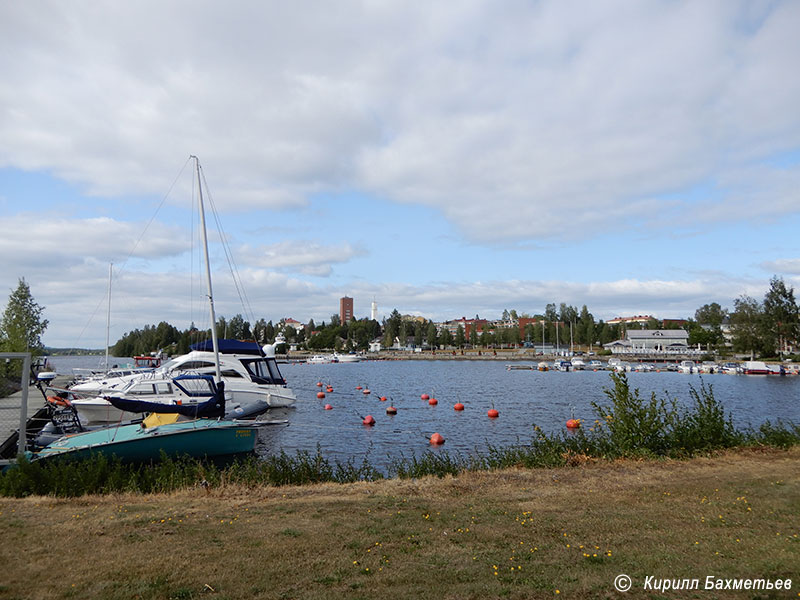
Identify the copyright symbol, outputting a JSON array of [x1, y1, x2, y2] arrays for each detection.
[[614, 574, 632, 592]]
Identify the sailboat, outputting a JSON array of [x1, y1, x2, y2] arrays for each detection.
[[35, 157, 283, 462]]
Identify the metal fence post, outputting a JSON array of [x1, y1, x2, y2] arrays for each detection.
[[19, 353, 31, 456]]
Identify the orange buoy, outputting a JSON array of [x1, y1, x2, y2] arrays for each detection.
[[324, 404, 333, 410], [421, 393, 430, 400], [386, 406, 397, 415], [317, 391, 326, 399], [363, 389, 371, 395], [326, 386, 333, 392], [356, 385, 363, 390], [429, 432, 445, 445], [363, 415, 375, 426], [453, 402, 465, 411], [379, 396, 388, 402], [428, 397, 438, 406], [566, 418, 581, 429], [316, 381, 323, 387], [487, 408, 499, 419]]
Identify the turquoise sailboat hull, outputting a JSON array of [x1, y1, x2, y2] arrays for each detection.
[[35, 419, 260, 462]]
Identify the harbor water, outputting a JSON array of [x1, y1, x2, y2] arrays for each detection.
[[47, 356, 800, 471]]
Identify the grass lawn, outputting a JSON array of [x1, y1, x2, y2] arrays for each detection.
[[0, 447, 798, 600]]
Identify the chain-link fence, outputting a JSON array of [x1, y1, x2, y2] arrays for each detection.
[[0, 353, 33, 461]]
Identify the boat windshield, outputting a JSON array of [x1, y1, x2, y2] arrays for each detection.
[[242, 358, 285, 385]]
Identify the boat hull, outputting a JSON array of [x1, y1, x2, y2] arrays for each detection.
[[36, 420, 259, 462]]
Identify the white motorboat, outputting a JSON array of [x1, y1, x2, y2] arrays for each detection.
[[570, 358, 586, 370], [677, 360, 696, 374], [307, 355, 333, 364], [69, 338, 296, 424], [334, 352, 362, 363], [588, 360, 604, 370], [70, 373, 267, 425], [742, 361, 771, 375]]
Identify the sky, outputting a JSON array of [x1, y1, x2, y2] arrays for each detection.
[[1, 0, 799, 348]]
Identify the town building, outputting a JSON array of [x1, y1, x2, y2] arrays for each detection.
[[437, 317, 488, 338], [607, 315, 654, 327], [339, 296, 353, 324], [603, 329, 692, 355], [281, 318, 305, 333]]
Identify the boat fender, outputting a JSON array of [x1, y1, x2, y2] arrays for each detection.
[[46, 395, 72, 408]]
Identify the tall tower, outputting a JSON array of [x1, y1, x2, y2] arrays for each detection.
[[340, 296, 354, 324], [371, 300, 378, 321]]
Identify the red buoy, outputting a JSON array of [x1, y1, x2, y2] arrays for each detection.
[[488, 408, 499, 419], [386, 406, 397, 415], [356, 385, 363, 390], [324, 404, 333, 410], [326, 386, 333, 393], [379, 396, 388, 402], [453, 402, 465, 411], [363, 389, 371, 395], [421, 393, 430, 400], [316, 382, 323, 387], [363, 415, 375, 426], [566, 418, 581, 429], [428, 397, 438, 406], [317, 391, 326, 399], [429, 432, 445, 445]]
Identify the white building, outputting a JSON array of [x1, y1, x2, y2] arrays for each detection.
[[604, 329, 692, 355]]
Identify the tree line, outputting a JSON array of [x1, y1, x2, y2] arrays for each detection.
[[1, 275, 797, 361]]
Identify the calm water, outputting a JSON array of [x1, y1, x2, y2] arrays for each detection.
[[48, 356, 800, 471], [258, 360, 800, 470]]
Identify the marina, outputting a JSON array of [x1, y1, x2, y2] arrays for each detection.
[[4, 354, 791, 472]]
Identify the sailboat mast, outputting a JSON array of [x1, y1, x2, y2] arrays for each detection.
[[193, 156, 222, 381], [104, 262, 112, 371]]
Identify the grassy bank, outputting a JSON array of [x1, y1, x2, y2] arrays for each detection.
[[0, 447, 797, 600]]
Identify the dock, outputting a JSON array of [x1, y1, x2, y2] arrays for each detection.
[[0, 352, 72, 463]]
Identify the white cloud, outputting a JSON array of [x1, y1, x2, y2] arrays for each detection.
[[760, 259, 800, 275], [1, 1, 798, 241], [0, 215, 188, 271], [237, 242, 366, 276]]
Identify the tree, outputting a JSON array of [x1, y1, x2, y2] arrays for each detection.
[[454, 325, 466, 348], [383, 309, 401, 347], [578, 305, 595, 346], [762, 276, 799, 355], [645, 317, 661, 330], [730, 295, 764, 358], [695, 302, 728, 327], [426, 322, 438, 349], [0, 278, 48, 355], [544, 303, 558, 322], [439, 328, 453, 348], [227, 314, 251, 339]]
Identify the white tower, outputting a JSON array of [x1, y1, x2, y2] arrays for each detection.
[[371, 300, 378, 321]]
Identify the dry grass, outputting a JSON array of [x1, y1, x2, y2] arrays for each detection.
[[1, 447, 798, 600]]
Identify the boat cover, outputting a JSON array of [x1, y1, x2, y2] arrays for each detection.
[[105, 381, 226, 419], [190, 339, 264, 355]]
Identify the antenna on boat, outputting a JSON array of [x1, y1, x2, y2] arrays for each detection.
[[192, 155, 222, 382]]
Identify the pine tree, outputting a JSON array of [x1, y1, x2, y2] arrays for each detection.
[[0, 278, 48, 355]]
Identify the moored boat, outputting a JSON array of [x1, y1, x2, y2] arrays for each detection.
[[677, 360, 696, 374], [742, 361, 770, 375]]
